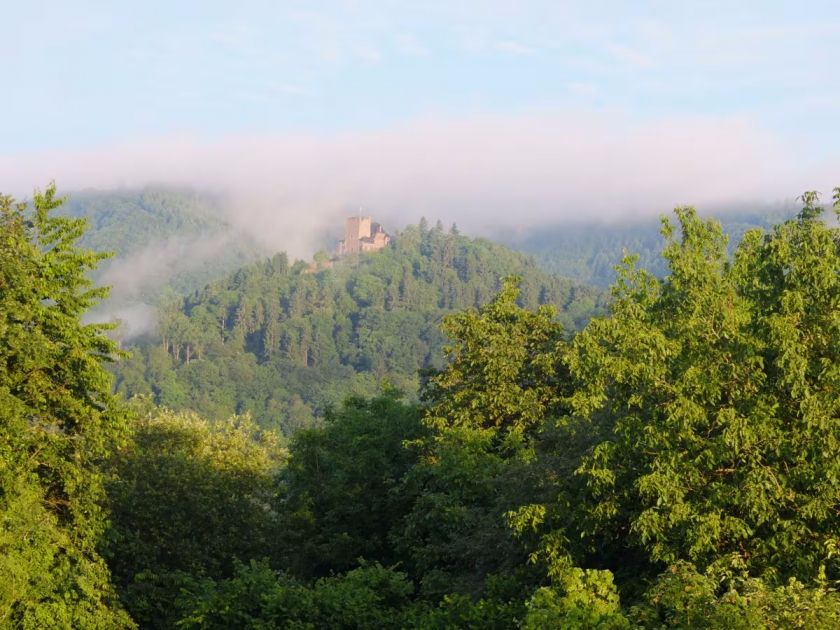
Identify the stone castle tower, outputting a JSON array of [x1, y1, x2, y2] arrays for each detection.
[[336, 215, 391, 256]]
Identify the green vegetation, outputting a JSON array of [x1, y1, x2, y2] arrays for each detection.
[[113, 222, 606, 433], [1, 185, 838, 628], [61, 188, 264, 295], [508, 206, 797, 286], [101, 406, 285, 628], [0, 185, 133, 627], [58, 188, 265, 339]]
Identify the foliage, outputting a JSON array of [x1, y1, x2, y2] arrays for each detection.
[[281, 393, 426, 577], [396, 278, 564, 596], [102, 406, 286, 628], [176, 560, 536, 629], [176, 561, 418, 630], [60, 187, 265, 296], [4, 182, 839, 627], [0, 185, 133, 627], [512, 197, 840, 595], [510, 207, 797, 286], [114, 222, 605, 434], [522, 567, 630, 630], [423, 275, 568, 446], [631, 562, 840, 629]]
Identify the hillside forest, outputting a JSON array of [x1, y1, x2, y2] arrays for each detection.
[[1, 184, 839, 628], [112, 219, 605, 434]]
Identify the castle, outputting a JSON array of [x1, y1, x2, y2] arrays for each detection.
[[336, 216, 391, 256]]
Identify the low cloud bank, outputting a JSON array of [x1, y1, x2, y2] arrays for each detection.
[[7, 110, 835, 340], [2, 110, 835, 255]]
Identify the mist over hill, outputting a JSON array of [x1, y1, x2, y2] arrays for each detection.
[[60, 186, 815, 341], [58, 188, 268, 336], [501, 202, 801, 285]]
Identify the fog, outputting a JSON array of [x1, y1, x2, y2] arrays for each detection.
[[84, 232, 248, 338], [4, 111, 836, 339], [4, 111, 834, 258]]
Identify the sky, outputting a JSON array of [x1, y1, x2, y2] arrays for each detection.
[[2, 1, 839, 228]]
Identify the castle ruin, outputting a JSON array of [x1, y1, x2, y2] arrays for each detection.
[[336, 216, 391, 256]]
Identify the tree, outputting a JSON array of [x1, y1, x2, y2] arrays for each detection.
[[542, 199, 839, 583], [113, 222, 604, 433], [422, 276, 567, 448], [397, 278, 566, 596], [176, 561, 418, 630], [631, 562, 840, 629], [102, 407, 285, 629], [0, 185, 133, 627], [282, 393, 425, 577]]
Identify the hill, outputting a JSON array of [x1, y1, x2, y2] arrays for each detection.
[[504, 205, 798, 285], [58, 188, 267, 334], [113, 221, 606, 435]]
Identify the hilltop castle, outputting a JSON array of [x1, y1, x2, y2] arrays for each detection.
[[336, 216, 391, 256]]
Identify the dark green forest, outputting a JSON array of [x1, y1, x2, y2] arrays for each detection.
[[1, 184, 839, 629], [112, 222, 605, 435]]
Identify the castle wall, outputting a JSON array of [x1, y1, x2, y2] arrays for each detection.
[[342, 216, 373, 254], [336, 216, 390, 256]]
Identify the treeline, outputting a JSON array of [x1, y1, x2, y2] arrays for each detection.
[[61, 188, 264, 296], [2, 185, 839, 628], [508, 206, 797, 286], [113, 221, 605, 435]]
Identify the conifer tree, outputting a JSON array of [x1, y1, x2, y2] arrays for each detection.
[[0, 185, 133, 627]]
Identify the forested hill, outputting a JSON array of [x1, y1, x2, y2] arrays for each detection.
[[504, 205, 798, 286], [114, 221, 606, 435], [62, 187, 265, 270], [58, 188, 266, 332]]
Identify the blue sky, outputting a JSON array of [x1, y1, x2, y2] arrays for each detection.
[[3, 1, 838, 153]]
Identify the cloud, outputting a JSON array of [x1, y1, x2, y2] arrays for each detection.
[[6, 108, 836, 340], [1, 110, 834, 256], [83, 232, 251, 337]]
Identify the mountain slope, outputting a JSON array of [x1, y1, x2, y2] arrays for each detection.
[[504, 206, 798, 286], [114, 222, 606, 435], [59, 188, 266, 334]]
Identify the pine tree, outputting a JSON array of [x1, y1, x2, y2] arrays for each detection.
[[0, 185, 133, 627]]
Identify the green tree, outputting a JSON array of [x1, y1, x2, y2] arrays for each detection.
[[0, 185, 133, 627], [114, 223, 605, 433], [102, 407, 285, 628], [282, 393, 425, 577], [631, 562, 840, 629], [522, 567, 629, 630], [398, 278, 566, 596], [177, 561, 419, 630], [523, 199, 840, 586]]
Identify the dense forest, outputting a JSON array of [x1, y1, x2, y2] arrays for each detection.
[[504, 204, 798, 286], [113, 223, 605, 434], [1, 184, 839, 629]]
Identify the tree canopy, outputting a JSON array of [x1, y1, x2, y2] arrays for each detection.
[[0, 185, 133, 627], [2, 184, 838, 628], [113, 222, 605, 434]]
